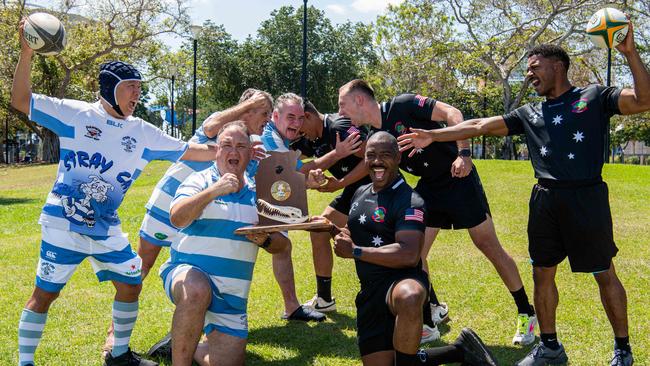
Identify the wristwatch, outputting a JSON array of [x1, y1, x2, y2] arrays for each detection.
[[352, 246, 363, 259], [458, 148, 471, 157]]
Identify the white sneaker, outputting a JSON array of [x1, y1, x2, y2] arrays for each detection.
[[303, 295, 336, 313], [421, 324, 441, 344], [512, 313, 537, 346], [431, 302, 449, 325]]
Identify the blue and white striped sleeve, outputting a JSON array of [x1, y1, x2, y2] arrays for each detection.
[[170, 171, 209, 210], [28, 94, 77, 138], [142, 123, 189, 162]]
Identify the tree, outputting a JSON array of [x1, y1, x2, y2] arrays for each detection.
[[236, 5, 377, 112], [1, 0, 190, 162]]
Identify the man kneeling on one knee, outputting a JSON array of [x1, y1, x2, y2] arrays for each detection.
[[162, 121, 289, 366]]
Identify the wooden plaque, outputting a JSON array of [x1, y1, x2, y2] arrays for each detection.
[[255, 150, 309, 226]]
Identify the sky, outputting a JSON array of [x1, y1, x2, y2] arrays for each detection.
[[169, 0, 405, 46]]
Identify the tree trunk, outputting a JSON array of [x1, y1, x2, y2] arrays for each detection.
[[41, 129, 60, 163]]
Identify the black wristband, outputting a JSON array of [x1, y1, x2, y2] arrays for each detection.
[[458, 148, 471, 157], [260, 235, 272, 249]]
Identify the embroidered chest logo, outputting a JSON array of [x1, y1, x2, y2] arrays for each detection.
[[121, 136, 137, 153], [372, 206, 386, 223], [394, 121, 407, 135], [85, 126, 102, 140], [571, 98, 588, 113]]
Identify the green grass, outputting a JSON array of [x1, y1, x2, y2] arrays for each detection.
[[1, 160, 649, 365]]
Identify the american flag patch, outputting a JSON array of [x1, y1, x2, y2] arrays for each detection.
[[414, 94, 427, 108], [405, 208, 424, 222], [347, 125, 360, 135]]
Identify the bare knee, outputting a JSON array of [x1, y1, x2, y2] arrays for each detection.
[[532, 267, 557, 288], [173, 273, 211, 309], [594, 266, 623, 289], [391, 281, 426, 314], [114, 282, 142, 301], [25, 287, 60, 313], [138, 239, 162, 270]]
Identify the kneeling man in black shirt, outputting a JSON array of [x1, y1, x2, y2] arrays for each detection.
[[334, 131, 498, 366]]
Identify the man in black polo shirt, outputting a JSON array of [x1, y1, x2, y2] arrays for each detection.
[[337, 80, 536, 345], [334, 131, 497, 366], [291, 101, 370, 314], [397, 27, 649, 366]]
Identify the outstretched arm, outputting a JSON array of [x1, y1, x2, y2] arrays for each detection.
[[202, 93, 270, 138], [11, 19, 34, 115], [615, 22, 650, 115], [300, 131, 361, 173], [179, 143, 217, 161], [317, 160, 368, 193], [433, 101, 473, 177], [398, 116, 509, 155]]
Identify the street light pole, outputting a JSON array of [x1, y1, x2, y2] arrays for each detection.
[[301, 0, 308, 98], [4, 115, 8, 164], [192, 38, 198, 135], [171, 74, 176, 138], [190, 25, 202, 136]]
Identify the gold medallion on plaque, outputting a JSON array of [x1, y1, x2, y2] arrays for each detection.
[[271, 180, 291, 201]]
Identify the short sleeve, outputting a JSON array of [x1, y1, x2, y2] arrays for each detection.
[[170, 171, 209, 210], [596, 85, 622, 117], [333, 116, 367, 141], [394, 192, 426, 233], [502, 107, 527, 136], [29, 94, 78, 138], [400, 94, 437, 122], [142, 123, 189, 162]]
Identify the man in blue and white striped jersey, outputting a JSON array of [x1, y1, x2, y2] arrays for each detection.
[[259, 93, 362, 322], [162, 121, 288, 366], [12, 21, 217, 366]]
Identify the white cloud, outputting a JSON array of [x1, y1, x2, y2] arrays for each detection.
[[325, 4, 346, 15], [350, 0, 405, 13]]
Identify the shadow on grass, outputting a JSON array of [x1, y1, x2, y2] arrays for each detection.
[[0, 196, 38, 205], [246, 312, 360, 365]]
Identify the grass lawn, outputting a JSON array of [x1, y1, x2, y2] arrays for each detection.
[[0, 160, 648, 365]]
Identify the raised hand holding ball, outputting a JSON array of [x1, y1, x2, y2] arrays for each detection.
[[23, 13, 67, 56], [586, 8, 629, 49]]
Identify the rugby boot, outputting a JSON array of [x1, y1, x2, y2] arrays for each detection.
[[104, 348, 158, 366], [421, 324, 441, 344], [515, 342, 568, 366], [512, 313, 537, 346], [455, 327, 498, 366], [431, 302, 450, 325], [303, 295, 337, 313], [610, 349, 633, 366]]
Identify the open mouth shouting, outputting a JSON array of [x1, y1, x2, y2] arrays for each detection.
[[227, 158, 240, 169], [370, 165, 387, 181]]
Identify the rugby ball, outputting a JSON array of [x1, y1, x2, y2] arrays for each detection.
[[586, 8, 629, 49], [23, 12, 67, 56]]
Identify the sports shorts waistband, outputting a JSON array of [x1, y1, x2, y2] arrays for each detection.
[[537, 176, 603, 189]]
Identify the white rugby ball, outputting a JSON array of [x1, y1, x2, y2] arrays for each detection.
[[586, 8, 629, 49], [23, 12, 67, 56]]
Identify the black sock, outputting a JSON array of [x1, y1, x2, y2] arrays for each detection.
[[510, 286, 535, 316], [429, 283, 440, 306], [541, 333, 560, 350], [417, 345, 463, 365], [395, 350, 419, 366], [615, 336, 631, 352], [423, 300, 434, 327], [316, 276, 332, 302]]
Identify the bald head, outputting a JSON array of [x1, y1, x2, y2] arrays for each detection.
[[367, 131, 399, 156], [365, 131, 401, 191]]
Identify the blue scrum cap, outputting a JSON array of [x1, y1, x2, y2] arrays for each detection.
[[98, 61, 142, 116]]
